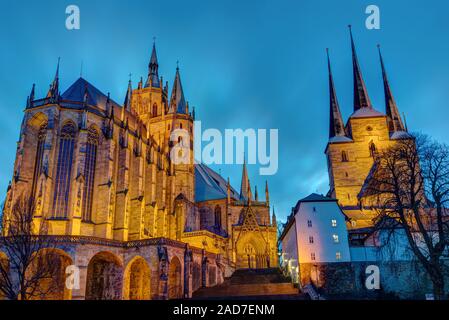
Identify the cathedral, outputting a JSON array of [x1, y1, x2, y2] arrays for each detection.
[[1, 43, 278, 300]]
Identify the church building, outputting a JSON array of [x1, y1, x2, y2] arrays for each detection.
[[1, 43, 278, 300]]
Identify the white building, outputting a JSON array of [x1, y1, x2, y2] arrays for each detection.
[[280, 193, 351, 283]]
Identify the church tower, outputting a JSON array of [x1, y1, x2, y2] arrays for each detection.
[[325, 27, 409, 209], [131, 42, 195, 205]]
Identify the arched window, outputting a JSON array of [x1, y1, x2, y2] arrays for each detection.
[[341, 151, 348, 162], [152, 104, 158, 117], [82, 127, 99, 222], [53, 123, 76, 219], [369, 142, 376, 157], [31, 122, 47, 198], [214, 205, 222, 230]]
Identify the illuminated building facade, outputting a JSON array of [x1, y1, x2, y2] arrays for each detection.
[[1, 43, 278, 299]]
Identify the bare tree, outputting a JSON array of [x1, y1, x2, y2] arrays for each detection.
[[0, 194, 64, 300], [364, 134, 449, 299]]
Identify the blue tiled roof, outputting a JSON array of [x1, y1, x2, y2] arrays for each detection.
[[61, 77, 121, 110], [195, 163, 239, 202], [298, 193, 336, 202]]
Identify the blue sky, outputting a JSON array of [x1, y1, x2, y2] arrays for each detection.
[[1, 0, 449, 223]]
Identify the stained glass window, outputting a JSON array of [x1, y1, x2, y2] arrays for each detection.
[[31, 122, 47, 199], [52, 123, 76, 218], [82, 127, 99, 222]]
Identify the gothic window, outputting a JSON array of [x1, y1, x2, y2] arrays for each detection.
[[309, 236, 314, 244], [53, 123, 76, 219], [341, 151, 348, 162], [214, 205, 222, 230], [152, 104, 158, 117], [311, 253, 316, 261], [31, 122, 47, 198], [369, 142, 376, 157], [82, 127, 99, 222], [307, 220, 312, 228]]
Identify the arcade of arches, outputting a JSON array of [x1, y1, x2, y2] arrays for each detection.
[[0, 242, 224, 300]]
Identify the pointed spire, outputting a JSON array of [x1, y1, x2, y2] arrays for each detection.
[[105, 92, 112, 116], [145, 40, 160, 88], [265, 180, 270, 205], [27, 83, 35, 108], [239, 156, 250, 201], [378, 45, 405, 132], [403, 112, 408, 132], [349, 26, 372, 111], [327, 48, 346, 139], [169, 64, 187, 114], [47, 58, 60, 101], [227, 177, 231, 204], [272, 207, 277, 227], [124, 79, 132, 113]]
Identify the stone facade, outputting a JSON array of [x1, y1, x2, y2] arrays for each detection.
[[1, 44, 278, 300]]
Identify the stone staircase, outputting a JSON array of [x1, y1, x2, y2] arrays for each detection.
[[192, 268, 305, 300]]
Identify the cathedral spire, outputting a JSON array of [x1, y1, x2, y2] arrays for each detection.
[[378, 45, 405, 132], [145, 40, 160, 88], [47, 57, 60, 101], [27, 83, 35, 108], [349, 26, 372, 111], [272, 207, 277, 227], [124, 79, 132, 113], [169, 64, 187, 114], [327, 48, 346, 139], [239, 156, 250, 201], [265, 180, 270, 205]]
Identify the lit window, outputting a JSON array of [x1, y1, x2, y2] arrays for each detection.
[[82, 127, 99, 222], [336, 252, 341, 260], [351, 220, 357, 227], [307, 220, 312, 227], [53, 123, 76, 219], [333, 234, 339, 243], [309, 236, 314, 244], [31, 122, 48, 198], [311, 253, 316, 261], [331, 219, 337, 227]]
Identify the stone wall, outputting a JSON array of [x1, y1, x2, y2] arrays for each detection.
[[299, 261, 448, 299]]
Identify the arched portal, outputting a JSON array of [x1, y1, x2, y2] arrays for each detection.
[[235, 233, 270, 270], [123, 256, 151, 300], [168, 256, 182, 299], [29, 249, 73, 300], [85, 252, 123, 300]]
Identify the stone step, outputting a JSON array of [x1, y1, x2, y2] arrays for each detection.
[[193, 283, 299, 298]]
